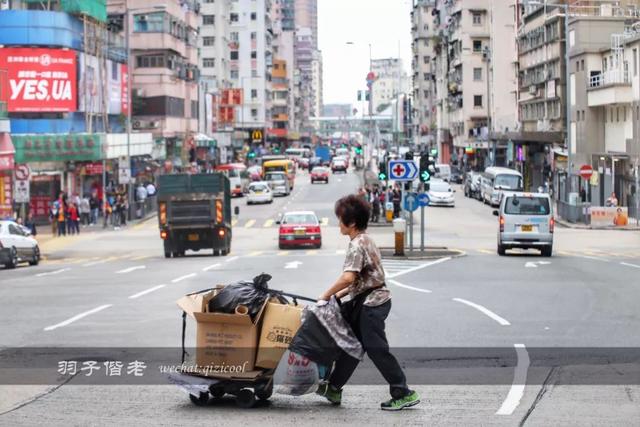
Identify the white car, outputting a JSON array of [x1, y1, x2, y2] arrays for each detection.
[[246, 181, 274, 205], [0, 220, 40, 268], [427, 180, 455, 207]]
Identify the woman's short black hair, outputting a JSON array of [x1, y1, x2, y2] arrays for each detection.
[[335, 194, 371, 231]]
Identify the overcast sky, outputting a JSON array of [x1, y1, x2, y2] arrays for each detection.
[[318, 0, 413, 113]]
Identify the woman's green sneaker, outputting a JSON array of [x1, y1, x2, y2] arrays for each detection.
[[380, 390, 420, 411], [316, 383, 342, 405]]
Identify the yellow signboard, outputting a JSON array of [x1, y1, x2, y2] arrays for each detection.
[[251, 130, 263, 141]]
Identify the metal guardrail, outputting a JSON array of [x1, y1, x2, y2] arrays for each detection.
[[557, 200, 590, 224]]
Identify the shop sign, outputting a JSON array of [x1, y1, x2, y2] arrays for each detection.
[[13, 134, 104, 163], [82, 162, 104, 175], [31, 195, 50, 217], [0, 173, 12, 217], [0, 48, 77, 112]]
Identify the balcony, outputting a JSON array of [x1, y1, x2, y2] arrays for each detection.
[[587, 69, 632, 107]]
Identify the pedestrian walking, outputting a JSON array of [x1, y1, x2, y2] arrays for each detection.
[[67, 203, 80, 234], [371, 190, 381, 223], [136, 183, 148, 218], [80, 195, 91, 226], [316, 194, 420, 410], [49, 202, 58, 235], [103, 197, 112, 229], [56, 200, 67, 236]]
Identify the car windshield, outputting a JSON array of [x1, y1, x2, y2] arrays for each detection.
[[430, 182, 450, 192], [250, 184, 268, 192], [265, 174, 286, 181], [283, 214, 318, 225], [504, 196, 550, 215], [494, 174, 522, 190], [312, 167, 326, 173]]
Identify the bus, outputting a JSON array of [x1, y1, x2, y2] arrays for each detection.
[[481, 167, 524, 207], [263, 159, 296, 190], [215, 163, 249, 197]]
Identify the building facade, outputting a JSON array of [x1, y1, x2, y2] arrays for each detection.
[[371, 58, 410, 114]]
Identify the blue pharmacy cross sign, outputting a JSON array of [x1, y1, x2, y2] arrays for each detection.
[[388, 160, 418, 181], [403, 192, 419, 212], [417, 192, 430, 207]]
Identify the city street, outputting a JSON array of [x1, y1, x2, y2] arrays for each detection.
[[1, 167, 639, 425]]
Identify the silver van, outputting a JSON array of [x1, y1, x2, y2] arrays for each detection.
[[482, 167, 523, 207], [493, 192, 554, 257]]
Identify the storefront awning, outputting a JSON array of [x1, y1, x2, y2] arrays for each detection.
[[0, 133, 15, 171], [194, 133, 216, 148]]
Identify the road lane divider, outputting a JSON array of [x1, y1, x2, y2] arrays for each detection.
[[128, 285, 166, 300], [452, 298, 511, 326], [202, 263, 221, 272], [620, 262, 640, 269], [116, 265, 146, 274], [248, 251, 263, 257], [496, 344, 529, 415], [82, 256, 118, 267], [44, 304, 112, 331], [225, 256, 239, 263], [388, 279, 432, 294], [171, 273, 197, 283], [36, 268, 70, 277]]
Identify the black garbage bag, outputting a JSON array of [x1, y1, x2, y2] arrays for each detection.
[[289, 297, 364, 366], [208, 273, 284, 319]]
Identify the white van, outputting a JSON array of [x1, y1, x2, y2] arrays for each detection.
[[494, 192, 554, 257], [481, 167, 523, 207], [435, 164, 451, 182]]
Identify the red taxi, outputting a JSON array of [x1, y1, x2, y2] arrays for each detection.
[[277, 211, 322, 249], [310, 166, 329, 184]]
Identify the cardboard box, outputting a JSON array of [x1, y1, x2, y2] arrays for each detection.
[[255, 302, 304, 369], [177, 288, 266, 371]]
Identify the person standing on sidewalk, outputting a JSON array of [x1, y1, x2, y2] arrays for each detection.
[[80, 195, 91, 227], [316, 194, 420, 411], [89, 193, 100, 226], [67, 203, 79, 235], [56, 199, 67, 236]]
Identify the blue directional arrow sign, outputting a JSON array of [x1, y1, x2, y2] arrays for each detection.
[[417, 192, 430, 207], [388, 160, 418, 181], [403, 192, 419, 212]]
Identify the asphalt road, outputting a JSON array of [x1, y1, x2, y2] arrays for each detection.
[[1, 167, 639, 426]]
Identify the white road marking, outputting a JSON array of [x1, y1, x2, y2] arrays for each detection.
[[128, 285, 166, 299], [36, 268, 70, 277], [388, 279, 432, 294], [244, 219, 256, 228], [116, 265, 146, 274], [336, 249, 346, 255], [202, 263, 221, 272], [171, 273, 197, 283], [452, 298, 511, 326], [496, 344, 529, 415], [320, 217, 329, 226], [225, 256, 239, 263], [263, 219, 274, 228], [386, 257, 451, 279], [577, 255, 610, 262], [285, 261, 303, 269], [44, 304, 112, 331], [525, 261, 551, 268], [620, 262, 640, 269]]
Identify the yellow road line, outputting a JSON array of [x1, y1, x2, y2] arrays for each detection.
[[244, 220, 256, 228], [232, 218, 238, 227], [557, 251, 572, 256], [320, 218, 329, 226], [248, 251, 263, 257], [306, 250, 318, 256], [131, 255, 151, 261], [263, 219, 274, 228], [278, 251, 290, 256], [477, 249, 493, 255]]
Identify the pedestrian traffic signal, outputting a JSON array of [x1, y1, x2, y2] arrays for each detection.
[[378, 172, 387, 181], [355, 145, 363, 155], [404, 151, 414, 161]]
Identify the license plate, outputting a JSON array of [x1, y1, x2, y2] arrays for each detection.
[[188, 234, 200, 241], [254, 191, 262, 194], [295, 230, 305, 235], [521, 225, 533, 232]]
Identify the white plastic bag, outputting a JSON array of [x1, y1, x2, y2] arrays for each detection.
[[273, 350, 320, 396]]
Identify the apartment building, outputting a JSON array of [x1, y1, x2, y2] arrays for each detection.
[[411, 0, 438, 148], [311, 49, 323, 121], [270, 0, 297, 139], [228, 0, 273, 139], [370, 58, 410, 114]]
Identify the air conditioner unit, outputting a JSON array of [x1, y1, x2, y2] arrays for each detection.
[[132, 120, 142, 130], [148, 121, 159, 129]]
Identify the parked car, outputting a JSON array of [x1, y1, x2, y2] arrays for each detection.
[[277, 211, 322, 249], [494, 192, 553, 257], [310, 166, 330, 184], [331, 158, 348, 173], [0, 220, 40, 268], [427, 179, 455, 207], [464, 171, 482, 199], [246, 181, 273, 205], [264, 172, 291, 196]]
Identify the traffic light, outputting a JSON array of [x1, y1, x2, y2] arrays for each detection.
[[419, 155, 431, 183], [404, 151, 414, 161], [355, 145, 363, 155]]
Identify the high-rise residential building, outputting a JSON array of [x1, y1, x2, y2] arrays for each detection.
[[271, 0, 297, 139], [107, 0, 200, 168], [371, 58, 410, 114], [411, 0, 438, 149], [311, 50, 323, 120], [277, 0, 295, 32], [294, 0, 318, 49], [229, 0, 273, 141], [294, 26, 314, 135]]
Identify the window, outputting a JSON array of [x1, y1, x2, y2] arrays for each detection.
[[610, 108, 613, 122], [634, 49, 638, 76], [251, 108, 258, 116], [250, 12, 257, 20], [203, 36, 215, 46], [604, 57, 608, 71], [617, 107, 620, 122], [134, 12, 165, 33], [423, 72, 429, 81], [203, 15, 215, 25], [203, 58, 215, 68], [472, 12, 482, 25], [252, 69, 258, 77], [136, 54, 165, 68], [251, 89, 258, 98], [474, 95, 483, 107], [581, 59, 585, 71], [473, 67, 482, 81], [473, 40, 482, 52], [230, 70, 239, 78], [251, 31, 257, 40], [230, 51, 239, 60], [576, 61, 580, 71], [204, 0, 214, 3], [423, 55, 429, 64], [251, 51, 257, 59], [230, 32, 239, 41], [230, 13, 238, 22], [111, 61, 118, 79], [623, 107, 627, 121]]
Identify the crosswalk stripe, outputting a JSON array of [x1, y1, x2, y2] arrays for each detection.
[[232, 219, 238, 227], [263, 219, 274, 228], [245, 219, 256, 228]]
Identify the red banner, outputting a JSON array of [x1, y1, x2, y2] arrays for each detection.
[[121, 64, 129, 115], [218, 106, 235, 125], [30, 195, 50, 217], [221, 88, 243, 106], [0, 48, 77, 112]]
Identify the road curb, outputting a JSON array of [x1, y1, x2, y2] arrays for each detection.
[[380, 247, 466, 260]]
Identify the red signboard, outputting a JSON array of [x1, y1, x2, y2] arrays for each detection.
[[579, 164, 593, 180], [83, 162, 104, 175], [218, 106, 235, 125], [221, 88, 243, 106], [30, 195, 50, 218], [121, 64, 129, 115], [0, 48, 77, 112]]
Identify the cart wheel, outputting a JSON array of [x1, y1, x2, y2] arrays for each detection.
[[189, 392, 210, 406], [209, 386, 225, 399], [235, 389, 256, 408], [256, 384, 273, 401]]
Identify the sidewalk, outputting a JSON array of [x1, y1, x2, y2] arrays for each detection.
[[555, 217, 640, 231]]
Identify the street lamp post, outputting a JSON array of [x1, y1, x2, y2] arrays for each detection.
[[483, 46, 493, 167]]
